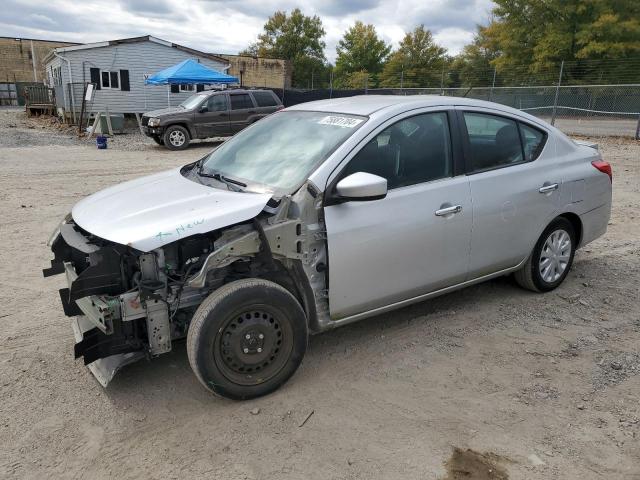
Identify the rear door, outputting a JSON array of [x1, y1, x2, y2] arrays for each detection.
[[229, 93, 257, 133], [193, 94, 231, 138], [458, 109, 560, 278]]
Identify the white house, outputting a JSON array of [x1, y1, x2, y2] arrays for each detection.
[[43, 35, 232, 120]]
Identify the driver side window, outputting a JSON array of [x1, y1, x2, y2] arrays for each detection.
[[207, 95, 228, 112], [342, 112, 452, 189]]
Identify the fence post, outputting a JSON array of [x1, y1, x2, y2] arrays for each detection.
[[489, 67, 496, 101], [400, 64, 404, 92], [364, 75, 368, 94], [440, 64, 445, 94], [551, 60, 564, 126], [635, 115, 640, 140], [329, 69, 333, 99]]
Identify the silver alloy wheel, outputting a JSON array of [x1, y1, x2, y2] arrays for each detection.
[[169, 130, 186, 147], [539, 228, 572, 283]]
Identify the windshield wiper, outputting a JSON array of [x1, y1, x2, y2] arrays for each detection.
[[197, 164, 247, 190]]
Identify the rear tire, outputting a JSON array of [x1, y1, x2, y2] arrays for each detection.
[[514, 217, 576, 292], [187, 279, 308, 400], [163, 125, 190, 150]]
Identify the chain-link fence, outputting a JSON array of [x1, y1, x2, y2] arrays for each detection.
[[276, 84, 640, 138]]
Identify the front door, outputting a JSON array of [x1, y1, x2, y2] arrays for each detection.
[[459, 109, 560, 277], [324, 111, 472, 319], [193, 94, 231, 138], [229, 93, 257, 133]]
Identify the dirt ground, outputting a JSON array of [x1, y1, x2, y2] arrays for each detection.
[[0, 110, 638, 479]]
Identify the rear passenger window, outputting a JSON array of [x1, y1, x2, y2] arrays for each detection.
[[252, 91, 278, 107], [519, 123, 546, 161], [230, 94, 254, 110], [343, 112, 452, 189], [463, 112, 523, 171]]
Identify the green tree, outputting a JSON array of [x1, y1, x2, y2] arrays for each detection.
[[480, 0, 640, 84], [334, 22, 391, 87], [242, 9, 328, 87], [380, 25, 448, 88], [449, 25, 500, 88]]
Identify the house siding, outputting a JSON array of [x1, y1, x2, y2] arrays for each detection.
[[48, 40, 228, 114]]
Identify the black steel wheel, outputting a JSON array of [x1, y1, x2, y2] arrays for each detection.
[[187, 279, 307, 400]]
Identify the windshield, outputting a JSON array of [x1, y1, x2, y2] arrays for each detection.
[[180, 93, 206, 110], [200, 111, 366, 192]]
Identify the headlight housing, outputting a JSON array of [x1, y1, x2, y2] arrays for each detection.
[[147, 117, 161, 127]]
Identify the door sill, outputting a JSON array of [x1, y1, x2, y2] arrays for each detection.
[[325, 259, 527, 330]]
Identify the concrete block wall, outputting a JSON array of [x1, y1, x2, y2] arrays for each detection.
[[217, 54, 292, 89], [0, 37, 78, 83]]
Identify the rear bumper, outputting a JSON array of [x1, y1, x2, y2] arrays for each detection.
[[579, 202, 611, 248]]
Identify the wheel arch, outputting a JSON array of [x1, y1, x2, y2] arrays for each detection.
[[557, 212, 583, 247], [164, 121, 194, 138]]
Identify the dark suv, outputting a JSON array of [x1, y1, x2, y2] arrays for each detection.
[[142, 89, 283, 150]]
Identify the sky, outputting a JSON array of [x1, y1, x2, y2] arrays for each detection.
[[0, 0, 494, 62]]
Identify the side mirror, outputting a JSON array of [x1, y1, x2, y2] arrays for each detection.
[[198, 104, 208, 113], [335, 172, 387, 201]]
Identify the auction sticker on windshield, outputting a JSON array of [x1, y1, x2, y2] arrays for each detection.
[[317, 115, 364, 128]]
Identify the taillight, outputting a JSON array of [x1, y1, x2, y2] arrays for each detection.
[[592, 160, 612, 182]]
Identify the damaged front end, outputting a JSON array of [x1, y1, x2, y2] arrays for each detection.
[[43, 217, 217, 386]]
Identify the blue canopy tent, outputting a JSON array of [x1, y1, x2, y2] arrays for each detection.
[[145, 59, 239, 105]]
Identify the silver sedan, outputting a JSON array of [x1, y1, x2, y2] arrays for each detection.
[[45, 95, 612, 399]]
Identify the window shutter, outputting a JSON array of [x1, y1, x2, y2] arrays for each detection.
[[196, 84, 204, 92], [90, 68, 101, 90], [120, 70, 130, 91], [170, 84, 179, 93]]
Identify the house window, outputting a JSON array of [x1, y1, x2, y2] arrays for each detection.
[[101, 71, 120, 89], [50, 66, 62, 86], [179, 84, 195, 92]]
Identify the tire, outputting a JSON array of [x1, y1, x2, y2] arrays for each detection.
[[151, 135, 164, 145], [187, 279, 308, 400], [514, 217, 576, 292], [163, 125, 190, 150]]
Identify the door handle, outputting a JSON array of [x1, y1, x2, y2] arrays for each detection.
[[435, 205, 462, 217], [539, 183, 559, 194]]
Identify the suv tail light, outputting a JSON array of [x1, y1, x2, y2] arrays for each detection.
[[591, 160, 612, 182]]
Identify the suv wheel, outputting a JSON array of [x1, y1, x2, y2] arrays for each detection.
[[163, 125, 190, 150], [514, 217, 576, 292], [187, 279, 308, 400]]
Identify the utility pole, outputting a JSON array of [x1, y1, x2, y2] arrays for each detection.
[[30, 40, 37, 82], [440, 64, 445, 94], [551, 60, 564, 126]]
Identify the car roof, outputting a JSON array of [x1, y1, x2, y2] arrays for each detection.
[[285, 95, 535, 120], [203, 88, 274, 95]]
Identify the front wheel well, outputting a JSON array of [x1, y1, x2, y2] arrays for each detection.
[[558, 212, 583, 247], [164, 122, 193, 138]]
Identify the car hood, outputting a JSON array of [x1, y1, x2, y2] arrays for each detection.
[[72, 168, 272, 252], [144, 106, 191, 117]]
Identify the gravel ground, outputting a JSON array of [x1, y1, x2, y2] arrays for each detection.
[[0, 109, 638, 479]]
